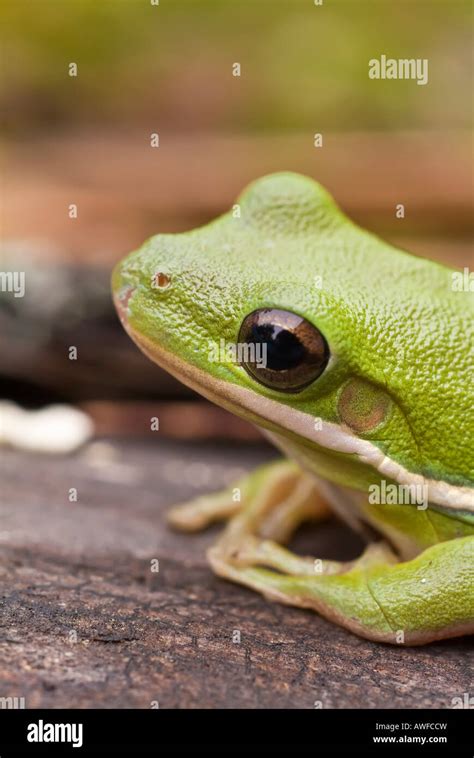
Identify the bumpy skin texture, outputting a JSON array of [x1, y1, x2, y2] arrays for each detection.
[[114, 173, 473, 488], [112, 173, 474, 643]]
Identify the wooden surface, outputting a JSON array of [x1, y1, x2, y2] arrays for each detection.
[[0, 437, 472, 709]]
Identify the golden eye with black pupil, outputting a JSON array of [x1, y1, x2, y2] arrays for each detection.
[[237, 308, 330, 392]]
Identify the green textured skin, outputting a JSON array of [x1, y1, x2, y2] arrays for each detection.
[[113, 173, 474, 639], [114, 172, 473, 487]]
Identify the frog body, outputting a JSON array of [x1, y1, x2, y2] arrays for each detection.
[[112, 172, 473, 644]]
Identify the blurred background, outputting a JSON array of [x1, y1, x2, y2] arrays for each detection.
[[1, 0, 473, 709], [1, 0, 473, 453]]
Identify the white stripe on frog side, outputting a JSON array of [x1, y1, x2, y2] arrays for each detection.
[[130, 328, 474, 514]]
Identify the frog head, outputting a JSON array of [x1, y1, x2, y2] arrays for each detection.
[[112, 172, 473, 515]]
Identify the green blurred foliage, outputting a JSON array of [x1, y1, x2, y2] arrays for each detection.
[[2, 0, 472, 133]]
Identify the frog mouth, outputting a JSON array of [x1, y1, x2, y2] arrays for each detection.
[[126, 325, 474, 516], [113, 285, 137, 327]]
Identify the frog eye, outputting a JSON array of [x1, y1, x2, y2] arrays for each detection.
[[237, 308, 330, 392]]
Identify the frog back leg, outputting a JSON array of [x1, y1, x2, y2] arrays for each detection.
[[170, 459, 474, 644]]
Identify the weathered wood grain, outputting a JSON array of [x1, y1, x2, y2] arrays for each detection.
[[0, 439, 472, 708]]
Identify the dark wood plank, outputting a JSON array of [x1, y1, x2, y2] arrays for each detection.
[[0, 439, 471, 708]]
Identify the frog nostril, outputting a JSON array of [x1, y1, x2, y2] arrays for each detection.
[[151, 272, 172, 290]]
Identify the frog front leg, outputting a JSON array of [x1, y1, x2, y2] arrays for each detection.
[[168, 459, 331, 537]]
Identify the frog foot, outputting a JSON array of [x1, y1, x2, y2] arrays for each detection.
[[168, 460, 474, 644]]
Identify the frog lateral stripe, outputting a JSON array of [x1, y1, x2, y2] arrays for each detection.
[[129, 328, 474, 515]]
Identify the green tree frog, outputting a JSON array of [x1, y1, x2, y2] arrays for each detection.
[[112, 172, 473, 645]]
